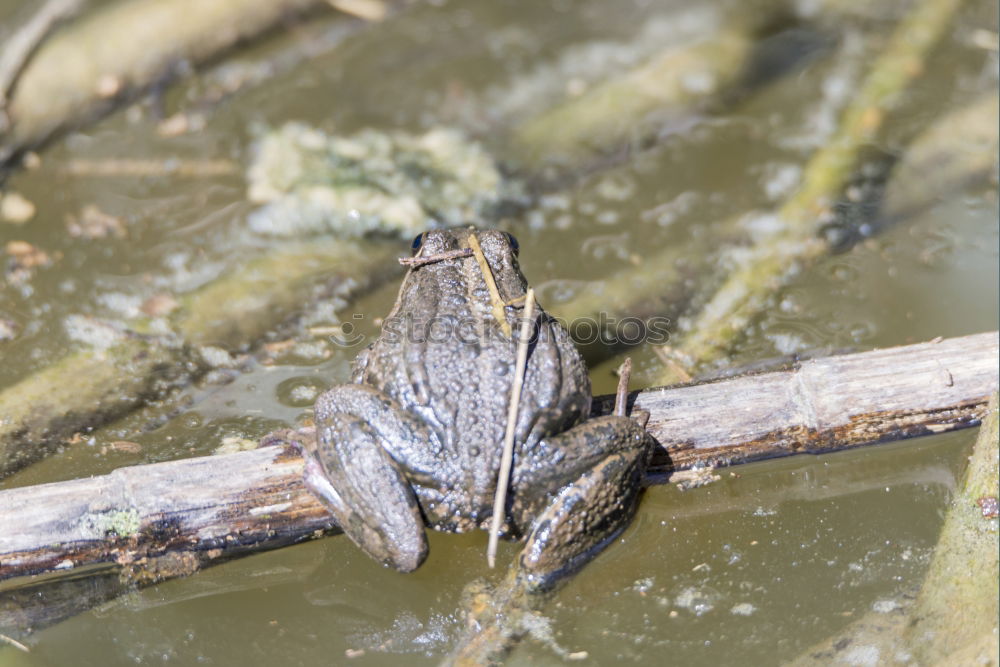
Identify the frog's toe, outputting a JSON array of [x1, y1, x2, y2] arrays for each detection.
[[518, 449, 645, 590]]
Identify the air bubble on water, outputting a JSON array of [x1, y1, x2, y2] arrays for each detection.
[[761, 163, 801, 201], [740, 212, 784, 242], [289, 384, 319, 403], [766, 332, 806, 356], [596, 210, 620, 225], [674, 587, 718, 616], [872, 599, 901, 613], [595, 174, 636, 201], [526, 210, 546, 229], [632, 577, 655, 594], [681, 70, 716, 95], [97, 292, 144, 319]]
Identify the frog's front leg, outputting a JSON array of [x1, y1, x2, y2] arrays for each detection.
[[305, 384, 435, 572], [514, 415, 652, 590]]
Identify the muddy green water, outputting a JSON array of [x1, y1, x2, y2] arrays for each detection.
[[1, 0, 997, 664]]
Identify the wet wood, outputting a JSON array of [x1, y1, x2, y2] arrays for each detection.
[[630, 331, 998, 476], [0, 331, 995, 588], [0, 435, 334, 584]]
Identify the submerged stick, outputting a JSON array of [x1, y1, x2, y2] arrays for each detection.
[[654, 0, 967, 383], [488, 288, 536, 568], [510, 12, 763, 171], [0, 0, 340, 164], [786, 393, 999, 667], [0, 0, 84, 129], [0, 242, 400, 478], [0, 331, 993, 587], [904, 391, 999, 662]]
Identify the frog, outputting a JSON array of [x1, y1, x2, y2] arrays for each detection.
[[296, 227, 654, 589]]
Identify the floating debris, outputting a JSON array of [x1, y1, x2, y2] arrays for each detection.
[[247, 122, 524, 238], [66, 204, 127, 239], [4, 239, 52, 283], [140, 293, 180, 317], [0, 317, 18, 341]]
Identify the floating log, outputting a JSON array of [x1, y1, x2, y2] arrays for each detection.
[[0, 331, 994, 590]]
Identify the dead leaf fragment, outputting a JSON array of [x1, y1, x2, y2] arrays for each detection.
[[4, 241, 53, 283], [96, 73, 122, 98], [977, 496, 998, 519], [1, 192, 36, 223], [140, 293, 180, 317], [109, 440, 142, 453], [66, 204, 126, 239], [0, 318, 18, 341]]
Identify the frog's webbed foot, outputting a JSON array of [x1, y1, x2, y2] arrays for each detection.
[[518, 446, 646, 591], [514, 414, 652, 592], [309, 385, 430, 572]]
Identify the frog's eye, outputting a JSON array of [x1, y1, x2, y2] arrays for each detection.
[[504, 232, 520, 255], [410, 233, 424, 254]]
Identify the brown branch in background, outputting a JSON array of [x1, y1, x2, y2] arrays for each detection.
[[510, 14, 766, 171], [0, 0, 84, 131], [57, 157, 239, 177], [0, 0, 400, 166], [325, 0, 387, 21]]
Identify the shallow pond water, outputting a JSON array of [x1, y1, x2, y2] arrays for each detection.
[[0, 0, 997, 664]]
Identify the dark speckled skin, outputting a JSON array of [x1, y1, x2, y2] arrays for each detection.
[[301, 228, 652, 587]]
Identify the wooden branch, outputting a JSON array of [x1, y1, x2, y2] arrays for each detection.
[[631, 331, 998, 476], [0, 331, 994, 592]]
